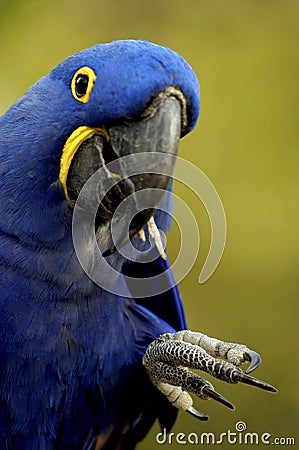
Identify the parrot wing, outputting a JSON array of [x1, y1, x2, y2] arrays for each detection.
[[123, 252, 187, 332]]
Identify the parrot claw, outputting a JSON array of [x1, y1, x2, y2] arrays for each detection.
[[143, 330, 277, 419], [202, 386, 235, 410], [231, 370, 277, 392], [244, 350, 261, 373], [186, 406, 209, 421]]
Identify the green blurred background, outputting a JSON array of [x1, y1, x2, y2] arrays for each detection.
[[0, 0, 298, 448]]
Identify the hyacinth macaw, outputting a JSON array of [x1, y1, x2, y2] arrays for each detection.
[[0, 40, 276, 449]]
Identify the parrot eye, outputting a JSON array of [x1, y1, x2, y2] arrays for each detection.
[[75, 75, 89, 97], [71, 66, 97, 103]]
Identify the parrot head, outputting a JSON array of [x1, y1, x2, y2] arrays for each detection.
[[0, 40, 200, 274]]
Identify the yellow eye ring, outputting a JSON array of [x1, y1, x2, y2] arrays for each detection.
[[71, 66, 97, 103]]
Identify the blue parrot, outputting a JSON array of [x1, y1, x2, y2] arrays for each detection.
[[0, 40, 276, 449]]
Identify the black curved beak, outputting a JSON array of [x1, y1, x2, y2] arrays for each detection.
[[66, 90, 184, 254]]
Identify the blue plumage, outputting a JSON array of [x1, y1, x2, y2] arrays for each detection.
[[0, 40, 200, 448]]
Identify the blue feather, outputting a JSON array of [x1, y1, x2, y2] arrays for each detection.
[[123, 253, 187, 332]]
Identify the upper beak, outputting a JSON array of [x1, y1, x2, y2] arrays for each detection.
[[65, 89, 185, 253]]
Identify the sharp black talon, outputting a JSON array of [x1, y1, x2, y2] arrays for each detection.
[[244, 350, 261, 373], [187, 406, 209, 421], [202, 387, 235, 410], [232, 371, 278, 393]]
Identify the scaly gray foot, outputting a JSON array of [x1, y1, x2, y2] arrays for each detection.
[[143, 330, 277, 420]]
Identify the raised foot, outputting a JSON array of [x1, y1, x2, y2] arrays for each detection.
[[143, 330, 277, 420]]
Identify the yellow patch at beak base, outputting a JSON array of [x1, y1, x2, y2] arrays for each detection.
[[59, 126, 105, 200]]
